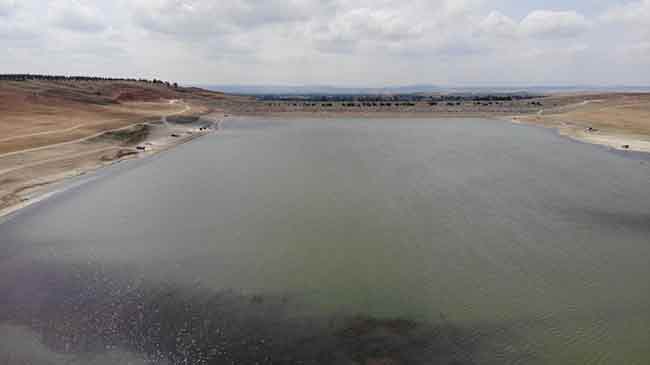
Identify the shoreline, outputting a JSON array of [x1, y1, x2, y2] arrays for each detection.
[[558, 128, 650, 154], [235, 110, 650, 154], [0, 112, 222, 220], [0, 79, 231, 220], [509, 116, 650, 154], [3, 107, 648, 219]]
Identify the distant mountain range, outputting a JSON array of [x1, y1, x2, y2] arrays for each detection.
[[199, 84, 650, 95]]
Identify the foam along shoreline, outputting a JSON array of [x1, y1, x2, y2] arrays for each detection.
[[0, 113, 223, 220]]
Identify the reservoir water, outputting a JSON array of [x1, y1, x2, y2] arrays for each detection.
[[1, 118, 649, 364]]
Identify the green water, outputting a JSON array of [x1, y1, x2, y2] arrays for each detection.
[[1, 118, 649, 364]]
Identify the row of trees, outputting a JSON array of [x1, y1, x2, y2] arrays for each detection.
[[0, 74, 178, 88], [258, 93, 537, 103]]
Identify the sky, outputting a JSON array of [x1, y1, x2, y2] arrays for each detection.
[[1, 0, 649, 86]]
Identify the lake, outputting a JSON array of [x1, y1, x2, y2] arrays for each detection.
[[1, 117, 649, 364]]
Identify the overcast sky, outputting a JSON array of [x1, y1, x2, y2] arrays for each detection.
[[1, 0, 649, 86]]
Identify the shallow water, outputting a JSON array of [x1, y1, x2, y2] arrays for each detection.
[[1, 118, 649, 364]]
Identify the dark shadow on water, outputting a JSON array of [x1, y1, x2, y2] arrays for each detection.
[[557, 206, 650, 234], [0, 259, 524, 365]]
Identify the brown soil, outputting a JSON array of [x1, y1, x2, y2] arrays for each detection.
[[0, 79, 228, 216], [516, 93, 650, 152]]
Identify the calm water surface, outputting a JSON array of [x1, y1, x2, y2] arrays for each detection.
[[1, 118, 649, 364]]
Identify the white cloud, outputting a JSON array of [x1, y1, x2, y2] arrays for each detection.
[[0, 1, 39, 42], [49, 0, 107, 33], [329, 8, 422, 42], [0, 22, 38, 41], [1, 0, 649, 85], [477, 11, 518, 38], [302, 1, 483, 54], [602, 0, 650, 26], [476, 9, 593, 41], [524, 43, 589, 59], [0, 0, 17, 17], [133, 1, 231, 37], [132, 0, 326, 38], [620, 42, 650, 61], [309, 7, 424, 53], [520, 10, 591, 39]]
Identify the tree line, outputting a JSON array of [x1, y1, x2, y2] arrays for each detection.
[[258, 93, 537, 103], [0, 74, 178, 88]]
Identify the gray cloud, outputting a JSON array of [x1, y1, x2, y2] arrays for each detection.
[[476, 9, 592, 41], [49, 0, 107, 33], [0, 2, 40, 42], [520, 10, 591, 39], [602, 0, 650, 42], [0, 22, 39, 41], [619, 41, 650, 62], [1, 0, 649, 86], [602, 0, 650, 26], [0, 0, 17, 17], [304, 1, 480, 55], [132, 0, 328, 38], [477, 11, 519, 38], [322, 7, 423, 42]]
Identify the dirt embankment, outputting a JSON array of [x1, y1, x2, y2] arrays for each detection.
[[0, 79, 229, 217]]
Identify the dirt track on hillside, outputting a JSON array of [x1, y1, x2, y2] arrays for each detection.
[[0, 80, 225, 216]]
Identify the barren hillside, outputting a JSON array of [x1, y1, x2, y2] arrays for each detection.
[[0, 79, 229, 215]]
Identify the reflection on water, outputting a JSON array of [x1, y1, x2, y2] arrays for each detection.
[[1, 117, 649, 364], [0, 260, 488, 364]]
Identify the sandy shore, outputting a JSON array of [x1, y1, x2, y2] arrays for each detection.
[[0, 112, 223, 219], [559, 126, 650, 153], [510, 116, 650, 154], [510, 94, 650, 154], [0, 79, 230, 218]]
